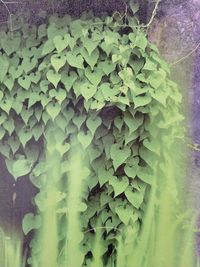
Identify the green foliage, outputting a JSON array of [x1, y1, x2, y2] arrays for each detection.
[[0, 11, 186, 266], [0, 228, 25, 267]]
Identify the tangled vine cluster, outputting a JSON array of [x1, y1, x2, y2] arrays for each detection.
[[0, 12, 183, 266]]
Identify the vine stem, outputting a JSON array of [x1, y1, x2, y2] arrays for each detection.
[[171, 41, 200, 66], [144, 0, 162, 28], [0, 0, 19, 31]]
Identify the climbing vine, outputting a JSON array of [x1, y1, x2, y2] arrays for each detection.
[[0, 11, 183, 266]]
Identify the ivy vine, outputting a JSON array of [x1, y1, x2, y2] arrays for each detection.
[[0, 11, 183, 266]]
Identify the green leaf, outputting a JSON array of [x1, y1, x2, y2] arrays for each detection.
[[22, 213, 41, 235], [149, 88, 168, 106], [129, 1, 139, 14], [4, 75, 14, 91], [81, 36, 100, 55], [46, 69, 61, 87], [46, 102, 61, 120], [85, 67, 103, 86], [80, 82, 97, 101], [143, 58, 157, 71], [100, 83, 119, 101], [133, 94, 152, 108], [109, 176, 129, 197], [42, 39, 55, 56], [114, 116, 123, 131], [18, 128, 32, 147], [6, 157, 32, 180], [99, 61, 116, 75], [1, 36, 21, 56], [66, 52, 84, 69], [115, 205, 134, 225], [143, 138, 160, 155], [124, 112, 143, 136], [137, 167, 153, 185], [32, 125, 44, 141], [86, 115, 102, 136], [9, 67, 23, 82], [7, 136, 20, 154], [61, 70, 77, 90], [124, 158, 139, 179], [97, 166, 114, 187], [72, 115, 87, 130], [0, 127, 5, 139], [0, 55, 9, 82], [20, 107, 33, 124], [22, 57, 38, 74], [0, 99, 12, 114], [53, 34, 72, 53], [135, 33, 147, 51], [78, 131, 93, 150], [0, 91, 3, 101], [49, 89, 67, 104], [110, 144, 131, 171], [3, 118, 15, 135], [18, 75, 32, 90], [125, 187, 144, 209], [51, 54, 66, 73], [81, 48, 99, 70], [131, 58, 145, 75]]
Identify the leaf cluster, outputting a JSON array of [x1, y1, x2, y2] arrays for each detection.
[[0, 12, 183, 266]]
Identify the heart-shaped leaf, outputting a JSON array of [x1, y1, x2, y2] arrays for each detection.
[[99, 61, 116, 75], [42, 39, 55, 56], [125, 187, 144, 209], [22, 57, 38, 74], [110, 144, 131, 171], [46, 102, 61, 120], [22, 213, 41, 235], [9, 65, 23, 79], [81, 82, 97, 101], [18, 128, 32, 147], [53, 34, 71, 53], [115, 205, 134, 225], [66, 52, 84, 69], [81, 36, 100, 55], [46, 69, 61, 87], [133, 94, 152, 108], [143, 138, 160, 155], [7, 136, 20, 154], [1, 36, 21, 55], [109, 176, 129, 197], [0, 99, 12, 114], [18, 75, 31, 90], [124, 112, 143, 136], [78, 131, 93, 149], [3, 118, 15, 135], [81, 48, 99, 69], [85, 67, 103, 86], [4, 75, 14, 91], [51, 54, 66, 72], [6, 157, 32, 180], [61, 71, 77, 90], [86, 115, 102, 136], [72, 115, 86, 130]]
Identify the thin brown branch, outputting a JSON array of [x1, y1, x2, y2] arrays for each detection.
[[0, 0, 19, 31], [171, 41, 200, 66], [143, 0, 162, 28]]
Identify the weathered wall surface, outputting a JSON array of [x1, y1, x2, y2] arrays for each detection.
[[150, 0, 200, 210], [149, 0, 200, 255]]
